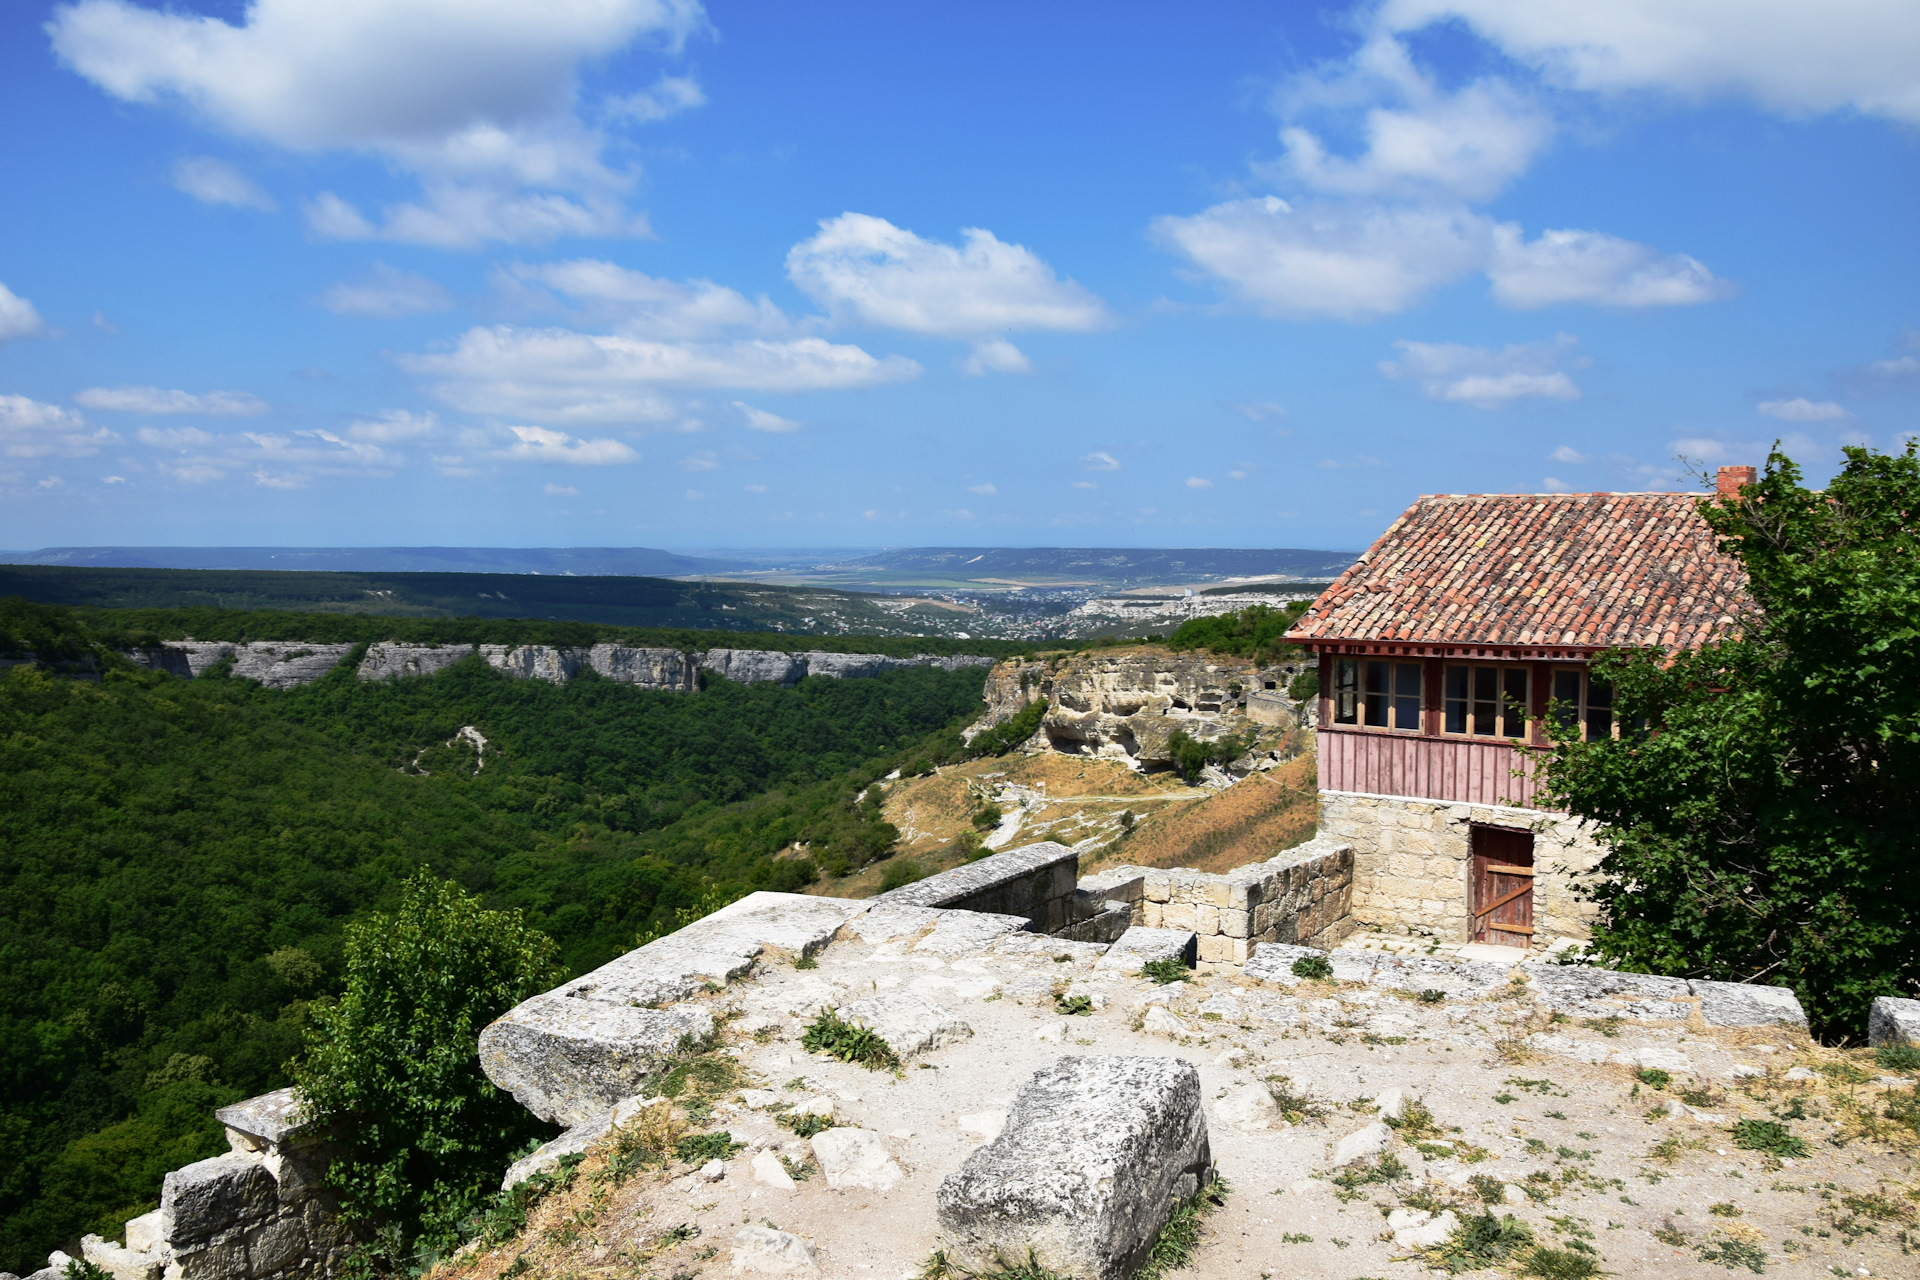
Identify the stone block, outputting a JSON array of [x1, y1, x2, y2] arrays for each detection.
[[750, 1151, 796, 1191], [1869, 996, 1920, 1048], [731, 1226, 819, 1275], [1141, 902, 1163, 928], [913, 910, 1030, 959], [935, 1055, 1213, 1280], [478, 994, 714, 1126], [1523, 966, 1691, 1022], [169, 1240, 248, 1280], [1690, 980, 1809, 1031], [992, 934, 1110, 961], [1077, 867, 1147, 904], [214, 1088, 311, 1151], [1369, 956, 1511, 998], [1241, 943, 1326, 987], [1194, 905, 1220, 935], [123, 1212, 165, 1255], [833, 992, 972, 1060], [810, 1129, 904, 1191], [244, 1212, 309, 1275], [1143, 873, 1170, 903], [1195, 934, 1235, 964], [81, 1235, 162, 1280], [1333, 1122, 1391, 1166], [1329, 950, 1377, 983], [161, 1155, 276, 1246], [1093, 927, 1196, 973], [1159, 903, 1198, 932]]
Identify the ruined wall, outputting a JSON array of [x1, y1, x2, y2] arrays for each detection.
[[1316, 790, 1605, 945], [871, 841, 1080, 932]]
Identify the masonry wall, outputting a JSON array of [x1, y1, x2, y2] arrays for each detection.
[[1316, 789, 1604, 945]]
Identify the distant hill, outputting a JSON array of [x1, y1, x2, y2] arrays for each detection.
[[0, 545, 749, 576], [832, 546, 1357, 586]]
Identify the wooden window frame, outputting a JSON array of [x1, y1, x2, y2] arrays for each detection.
[[1440, 662, 1532, 741], [1548, 666, 1630, 741], [1330, 657, 1423, 733]]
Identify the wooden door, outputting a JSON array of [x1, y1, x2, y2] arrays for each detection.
[[1471, 826, 1535, 947]]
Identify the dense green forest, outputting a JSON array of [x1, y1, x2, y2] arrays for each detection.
[[1165, 601, 1311, 665], [0, 599, 996, 1269]]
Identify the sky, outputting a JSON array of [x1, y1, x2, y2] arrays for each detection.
[[1, 0, 1917, 552]]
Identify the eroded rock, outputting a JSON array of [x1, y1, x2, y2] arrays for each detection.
[[1870, 996, 1920, 1049], [730, 1225, 819, 1275], [834, 992, 972, 1060], [1093, 926, 1196, 974], [810, 1128, 904, 1191]]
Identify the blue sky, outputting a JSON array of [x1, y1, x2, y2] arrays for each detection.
[[2, 0, 1916, 552]]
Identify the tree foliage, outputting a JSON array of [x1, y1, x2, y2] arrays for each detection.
[[290, 872, 561, 1259], [1166, 602, 1309, 665], [1538, 445, 1919, 1038]]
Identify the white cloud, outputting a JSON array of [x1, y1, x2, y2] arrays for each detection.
[[743, 482, 767, 493], [734, 402, 802, 433], [1224, 400, 1288, 421], [400, 326, 919, 423], [1758, 397, 1851, 422], [1380, 334, 1585, 407], [0, 395, 115, 457], [1185, 476, 1213, 489], [1152, 197, 1489, 320], [137, 425, 216, 447], [75, 385, 269, 415], [171, 156, 276, 210], [544, 482, 578, 495], [511, 260, 786, 337], [1270, 36, 1552, 202], [494, 424, 638, 465], [1550, 444, 1588, 463], [0, 283, 44, 342], [679, 449, 718, 470], [967, 482, 997, 495], [1081, 451, 1121, 471], [1670, 436, 1732, 461], [103, 474, 126, 483], [345, 409, 438, 442], [50, 0, 706, 246], [130, 420, 403, 484], [786, 213, 1110, 337], [960, 338, 1032, 377], [1227, 468, 1249, 480], [607, 73, 705, 122], [1487, 226, 1726, 308], [1071, 480, 1097, 490], [1380, 0, 1920, 125], [1542, 476, 1573, 492], [321, 262, 452, 316]]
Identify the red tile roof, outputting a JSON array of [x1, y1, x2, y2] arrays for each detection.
[[1286, 492, 1749, 652]]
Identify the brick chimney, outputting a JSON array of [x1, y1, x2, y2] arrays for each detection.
[[1716, 465, 1757, 498]]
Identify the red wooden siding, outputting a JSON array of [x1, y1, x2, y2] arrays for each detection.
[[1317, 727, 1546, 809]]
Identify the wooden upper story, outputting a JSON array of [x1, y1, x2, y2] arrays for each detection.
[[1286, 474, 1754, 808]]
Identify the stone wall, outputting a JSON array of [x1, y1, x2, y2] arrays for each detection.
[[871, 841, 1080, 933], [78, 1089, 351, 1280], [1316, 789, 1605, 945], [1077, 835, 1354, 963]]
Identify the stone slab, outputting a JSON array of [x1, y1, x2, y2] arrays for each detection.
[[810, 1128, 904, 1191], [1370, 955, 1512, 997], [1690, 979, 1809, 1031], [1240, 943, 1327, 987], [477, 994, 713, 1126], [841, 904, 943, 944], [159, 1155, 276, 1246], [1869, 996, 1920, 1049], [81, 1235, 162, 1280], [913, 910, 1031, 959], [874, 842, 1078, 914], [1093, 926, 1196, 974], [935, 1055, 1213, 1280], [214, 1088, 310, 1150], [730, 1224, 818, 1275], [1523, 965, 1693, 1021], [833, 993, 972, 1060], [991, 934, 1110, 961]]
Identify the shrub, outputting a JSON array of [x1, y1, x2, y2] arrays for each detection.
[[1165, 727, 1249, 784], [1140, 957, 1188, 985], [1875, 1043, 1920, 1072], [1425, 1213, 1534, 1274], [1636, 1068, 1672, 1090], [878, 859, 928, 891], [800, 1008, 899, 1070], [672, 1131, 743, 1164], [1290, 955, 1334, 980], [1730, 1118, 1808, 1158], [971, 804, 1003, 830], [776, 1111, 831, 1138], [291, 870, 563, 1262], [968, 699, 1048, 758]]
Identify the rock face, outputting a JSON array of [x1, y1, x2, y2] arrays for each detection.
[[702, 648, 809, 685], [935, 1056, 1213, 1280], [123, 641, 354, 688], [1870, 996, 1920, 1048], [587, 644, 697, 689], [703, 649, 994, 685], [357, 643, 476, 680]]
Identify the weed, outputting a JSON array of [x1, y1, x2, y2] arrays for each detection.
[[1545, 1110, 1567, 1119], [1495, 1093, 1519, 1105], [1263, 1075, 1330, 1123], [601, 1103, 687, 1183], [1581, 1016, 1623, 1038], [673, 1130, 744, 1164], [1652, 1222, 1689, 1247], [1055, 993, 1094, 1017], [1424, 1213, 1535, 1274], [801, 1008, 900, 1070], [1679, 1085, 1722, 1108], [1875, 1044, 1920, 1072], [1507, 1077, 1568, 1096], [1731, 1119, 1807, 1159], [1280, 1232, 1313, 1244], [1331, 1154, 1406, 1201], [1361, 1033, 1407, 1045], [794, 954, 819, 970], [1696, 1235, 1768, 1272], [1521, 1246, 1602, 1278], [1135, 1175, 1230, 1280], [1554, 1147, 1596, 1162], [777, 1111, 831, 1139], [785, 1077, 808, 1090], [1290, 955, 1334, 980], [1418, 988, 1447, 1004], [780, 1153, 814, 1181], [1650, 1134, 1707, 1163], [1885, 1087, 1920, 1131], [1817, 1060, 1872, 1086], [464, 1151, 585, 1246], [1384, 1099, 1444, 1142], [1053, 953, 1073, 963], [1468, 1174, 1509, 1204], [1709, 1202, 1742, 1217], [1140, 957, 1188, 985], [1637, 1068, 1672, 1090]]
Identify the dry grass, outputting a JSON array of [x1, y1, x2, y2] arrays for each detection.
[[1110, 756, 1318, 873]]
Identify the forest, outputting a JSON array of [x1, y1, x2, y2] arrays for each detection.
[[0, 598, 1002, 1268]]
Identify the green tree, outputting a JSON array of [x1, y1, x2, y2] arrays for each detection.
[[1538, 445, 1919, 1038], [1166, 603, 1309, 664], [290, 871, 562, 1261]]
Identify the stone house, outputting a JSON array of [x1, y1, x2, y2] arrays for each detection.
[[1283, 468, 1754, 951]]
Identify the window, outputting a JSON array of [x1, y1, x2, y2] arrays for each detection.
[[1549, 668, 1621, 740], [1443, 665, 1529, 738], [1334, 658, 1420, 730]]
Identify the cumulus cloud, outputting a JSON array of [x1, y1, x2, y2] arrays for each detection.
[[322, 262, 452, 316], [543, 482, 578, 495], [607, 73, 705, 122], [1380, 334, 1585, 407], [50, 0, 707, 246], [1081, 451, 1121, 471], [786, 213, 1110, 338], [678, 449, 717, 470], [171, 156, 276, 210], [0, 283, 44, 342], [967, 482, 997, 495], [510, 260, 787, 337], [75, 386, 269, 415], [130, 420, 404, 484], [734, 402, 802, 433], [1379, 0, 1920, 125], [960, 338, 1031, 376], [1758, 397, 1851, 422], [399, 326, 919, 424], [1185, 476, 1213, 489], [0, 395, 115, 457], [1550, 444, 1588, 463], [1487, 226, 1726, 308], [494, 424, 638, 465], [345, 409, 438, 442]]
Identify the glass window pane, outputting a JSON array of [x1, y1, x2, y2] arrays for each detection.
[[1552, 670, 1581, 734], [1393, 663, 1421, 730], [1445, 666, 1468, 700], [1471, 665, 1497, 735], [1502, 669, 1529, 738], [1363, 661, 1390, 727], [1473, 667, 1497, 701], [1364, 661, 1389, 694], [1443, 665, 1468, 733], [1585, 676, 1613, 740], [1334, 659, 1358, 724]]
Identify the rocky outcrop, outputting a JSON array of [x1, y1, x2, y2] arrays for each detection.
[[1870, 996, 1920, 1048], [702, 649, 994, 685], [702, 648, 808, 685], [587, 643, 697, 689], [357, 642, 476, 680], [123, 641, 354, 687]]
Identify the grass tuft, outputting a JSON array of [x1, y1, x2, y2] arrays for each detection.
[[1140, 957, 1188, 985], [801, 1007, 901, 1070], [1424, 1213, 1535, 1274], [1290, 955, 1334, 980], [1730, 1118, 1808, 1159]]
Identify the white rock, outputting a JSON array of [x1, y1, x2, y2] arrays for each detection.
[[1727, 1064, 1764, 1079], [731, 1225, 820, 1276], [1212, 1083, 1281, 1132], [751, 1151, 795, 1190], [1035, 1019, 1070, 1043], [700, 1159, 727, 1182], [1785, 1066, 1817, 1081], [740, 1089, 782, 1109], [1503, 1183, 1528, 1205], [1141, 1007, 1188, 1039], [834, 992, 973, 1061], [1619, 1046, 1693, 1073], [811, 1128, 905, 1191], [1374, 1087, 1407, 1122], [1386, 1208, 1430, 1232], [1333, 1122, 1392, 1166], [1213, 1047, 1249, 1068], [793, 1097, 835, 1120], [959, 1111, 1007, 1141], [1394, 1209, 1458, 1249]]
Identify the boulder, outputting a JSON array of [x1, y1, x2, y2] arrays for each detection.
[[159, 1155, 277, 1245], [730, 1225, 820, 1276], [1211, 1084, 1281, 1132], [122, 1212, 165, 1255], [1332, 1122, 1391, 1167], [1374, 1087, 1406, 1123], [80, 1235, 162, 1280], [810, 1129, 905, 1191], [1869, 996, 1920, 1048], [1093, 927, 1196, 974], [478, 995, 714, 1126], [750, 1151, 796, 1190], [936, 1056, 1213, 1280], [833, 993, 972, 1060], [1240, 943, 1325, 986], [1390, 1208, 1457, 1250], [1140, 1007, 1188, 1039], [1690, 980, 1809, 1031]]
